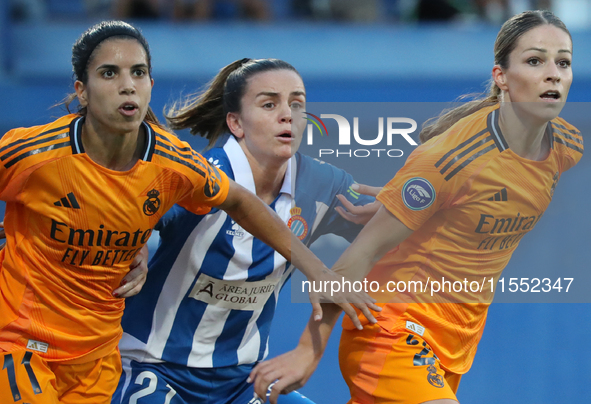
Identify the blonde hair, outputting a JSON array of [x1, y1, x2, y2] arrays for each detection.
[[419, 10, 571, 144]]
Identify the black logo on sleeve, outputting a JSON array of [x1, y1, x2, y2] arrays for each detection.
[[54, 192, 80, 209], [203, 162, 222, 198], [143, 189, 161, 216], [550, 171, 559, 198]]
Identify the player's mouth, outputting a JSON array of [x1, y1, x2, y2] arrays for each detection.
[[276, 130, 293, 143], [539, 90, 561, 102], [118, 102, 139, 116]]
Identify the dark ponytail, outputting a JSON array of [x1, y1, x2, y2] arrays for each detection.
[[166, 59, 250, 146], [166, 58, 301, 148], [419, 87, 499, 144]]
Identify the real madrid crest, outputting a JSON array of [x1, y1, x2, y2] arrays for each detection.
[[426, 365, 445, 388], [143, 189, 161, 216], [287, 206, 308, 240]]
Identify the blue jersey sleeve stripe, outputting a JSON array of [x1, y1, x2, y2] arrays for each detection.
[[444, 143, 497, 181], [551, 127, 583, 147], [0, 124, 70, 155], [0, 131, 70, 161], [438, 135, 493, 176], [553, 135, 583, 154], [551, 122, 582, 138], [4, 140, 71, 169], [153, 148, 207, 177], [434, 128, 489, 168]]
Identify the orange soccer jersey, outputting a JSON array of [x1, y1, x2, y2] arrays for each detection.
[[344, 104, 583, 374], [0, 114, 229, 363]]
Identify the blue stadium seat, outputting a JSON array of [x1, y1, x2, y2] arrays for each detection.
[[46, 0, 87, 20]]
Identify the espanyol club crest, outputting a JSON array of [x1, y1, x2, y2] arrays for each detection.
[[401, 177, 435, 211], [287, 206, 308, 240]]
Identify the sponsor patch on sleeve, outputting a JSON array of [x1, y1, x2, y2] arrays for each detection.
[[401, 177, 435, 211]]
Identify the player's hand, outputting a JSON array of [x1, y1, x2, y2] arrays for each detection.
[[308, 270, 380, 329], [335, 183, 382, 225], [0, 221, 5, 251], [113, 244, 149, 298], [248, 345, 320, 404]]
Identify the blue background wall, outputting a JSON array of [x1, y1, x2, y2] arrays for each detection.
[[1, 16, 590, 403]]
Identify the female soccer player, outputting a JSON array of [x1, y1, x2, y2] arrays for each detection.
[[0, 23, 375, 404], [249, 10, 583, 404], [113, 58, 381, 404]]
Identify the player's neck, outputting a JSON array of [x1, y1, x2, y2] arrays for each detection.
[[498, 104, 550, 161], [81, 117, 145, 171], [248, 161, 288, 205], [236, 139, 289, 204], [250, 159, 288, 205]]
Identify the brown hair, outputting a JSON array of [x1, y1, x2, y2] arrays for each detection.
[[60, 20, 162, 128], [419, 10, 571, 144], [165, 58, 301, 148]]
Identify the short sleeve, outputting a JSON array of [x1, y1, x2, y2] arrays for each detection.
[[550, 118, 583, 173], [377, 144, 461, 231], [0, 129, 19, 195], [176, 153, 231, 215], [0, 123, 72, 201]]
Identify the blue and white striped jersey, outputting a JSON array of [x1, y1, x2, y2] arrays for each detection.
[[119, 136, 373, 368]]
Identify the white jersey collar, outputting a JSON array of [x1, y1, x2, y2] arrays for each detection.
[[223, 136, 293, 198]]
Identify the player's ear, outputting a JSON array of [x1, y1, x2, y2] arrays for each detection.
[[492, 65, 508, 92], [74, 81, 88, 107], [227, 112, 244, 139]]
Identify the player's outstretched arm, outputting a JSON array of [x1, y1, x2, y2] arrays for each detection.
[[333, 204, 413, 281], [249, 206, 413, 401], [249, 303, 342, 404], [335, 183, 383, 225], [217, 179, 381, 328]]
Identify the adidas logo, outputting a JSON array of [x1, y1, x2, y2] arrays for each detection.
[[26, 339, 49, 353], [54, 192, 80, 209], [488, 188, 507, 201]]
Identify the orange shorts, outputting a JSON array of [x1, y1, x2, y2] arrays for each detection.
[[339, 322, 461, 404], [0, 348, 121, 404]]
